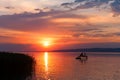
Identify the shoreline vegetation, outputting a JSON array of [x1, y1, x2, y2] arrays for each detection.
[[0, 52, 35, 80]]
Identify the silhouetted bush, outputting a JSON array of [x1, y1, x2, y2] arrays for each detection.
[[0, 52, 35, 80]]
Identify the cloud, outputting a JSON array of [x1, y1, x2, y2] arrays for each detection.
[[61, 0, 120, 16], [69, 23, 120, 39], [5, 6, 14, 9], [0, 0, 73, 15], [74, 0, 85, 2], [75, 0, 109, 9], [34, 8, 41, 11], [75, 0, 110, 3], [110, 0, 120, 17], [0, 11, 53, 32], [67, 42, 120, 48], [65, 22, 105, 33], [0, 43, 34, 51], [62, 0, 110, 9], [0, 35, 17, 43], [113, 32, 120, 36], [0, 9, 89, 32], [0, 35, 13, 39], [82, 32, 120, 38], [0, 5, 120, 45]]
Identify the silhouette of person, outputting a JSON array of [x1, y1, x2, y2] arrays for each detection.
[[80, 53, 84, 56]]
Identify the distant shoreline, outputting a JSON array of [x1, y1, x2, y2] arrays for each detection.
[[51, 48, 120, 52], [3, 48, 120, 52]]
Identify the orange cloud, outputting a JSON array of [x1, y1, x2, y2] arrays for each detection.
[[51, 18, 87, 24]]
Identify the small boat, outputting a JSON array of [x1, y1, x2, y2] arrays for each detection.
[[76, 52, 88, 60]]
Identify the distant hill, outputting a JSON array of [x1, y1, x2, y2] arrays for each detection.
[[10, 48, 120, 52], [51, 48, 120, 52]]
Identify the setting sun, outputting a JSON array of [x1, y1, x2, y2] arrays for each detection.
[[43, 41, 50, 47], [40, 38, 54, 47]]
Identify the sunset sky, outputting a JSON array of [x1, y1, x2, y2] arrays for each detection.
[[0, 0, 120, 51]]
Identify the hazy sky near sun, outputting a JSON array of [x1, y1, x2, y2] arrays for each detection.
[[0, 0, 120, 51]]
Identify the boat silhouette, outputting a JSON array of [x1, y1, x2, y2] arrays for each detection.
[[76, 52, 88, 60]]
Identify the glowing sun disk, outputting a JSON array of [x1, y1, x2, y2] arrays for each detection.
[[43, 41, 50, 47]]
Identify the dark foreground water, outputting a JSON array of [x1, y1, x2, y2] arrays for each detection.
[[25, 52, 120, 80]]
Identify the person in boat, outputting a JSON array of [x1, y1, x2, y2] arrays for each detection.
[[76, 52, 88, 59], [80, 52, 84, 57], [83, 53, 87, 56], [80, 52, 88, 58], [80, 52, 87, 57], [83, 52, 88, 59]]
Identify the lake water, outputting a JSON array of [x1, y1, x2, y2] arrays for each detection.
[[25, 52, 120, 80]]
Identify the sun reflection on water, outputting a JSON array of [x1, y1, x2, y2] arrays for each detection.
[[44, 52, 48, 72], [44, 52, 51, 80]]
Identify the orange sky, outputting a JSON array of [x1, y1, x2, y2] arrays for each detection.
[[0, 0, 120, 51]]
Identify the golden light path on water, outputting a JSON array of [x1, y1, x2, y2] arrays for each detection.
[[44, 52, 48, 72], [44, 52, 51, 80]]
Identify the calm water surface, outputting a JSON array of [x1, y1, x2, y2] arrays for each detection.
[[26, 52, 120, 80]]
